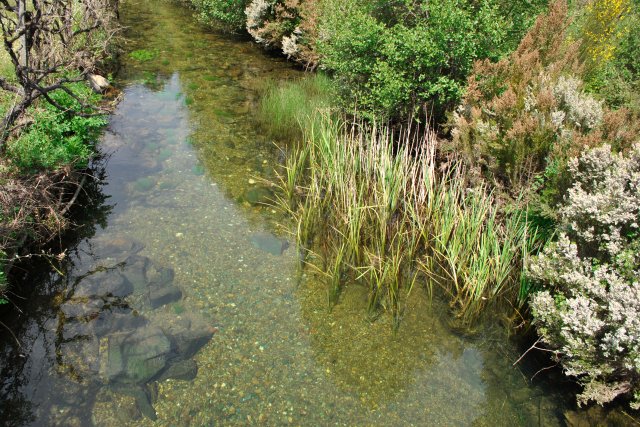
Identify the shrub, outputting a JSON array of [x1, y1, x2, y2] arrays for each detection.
[[7, 83, 106, 171], [191, 0, 250, 32], [245, 0, 320, 68], [587, 3, 640, 113], [450, 0, 640, 198], [317, 0, 545, 123], [579, 0, 631, 76], [529, 143, 640, 409]]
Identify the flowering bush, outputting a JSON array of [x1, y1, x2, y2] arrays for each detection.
[[245, 0, 320, 68], [529, 143, 640, 409], [450, 0, 640, 196], [580, 0, 631, 73]]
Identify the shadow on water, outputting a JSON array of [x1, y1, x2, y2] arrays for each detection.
[[0, 162, 113, 426], [1, 0, 627, 425]]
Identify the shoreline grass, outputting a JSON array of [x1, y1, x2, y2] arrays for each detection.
[[275, 113, 536, 327], [257, 73, 333, 142]]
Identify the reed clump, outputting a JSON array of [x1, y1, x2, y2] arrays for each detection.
[[276, 113, 536, 326], [258, 73, 333, 142]]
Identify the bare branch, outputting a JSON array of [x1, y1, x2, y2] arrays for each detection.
[[0, 0, 120, 146]]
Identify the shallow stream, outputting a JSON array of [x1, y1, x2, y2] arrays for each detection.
[[0, 1, 577, 425]]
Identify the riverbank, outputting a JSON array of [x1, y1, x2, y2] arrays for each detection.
[[0, 2, 120, 302]]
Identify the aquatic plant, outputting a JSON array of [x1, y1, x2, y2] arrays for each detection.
[[258, 73, 333, 141], [129, 49, 159, 62], [275, 113, 533, 325]]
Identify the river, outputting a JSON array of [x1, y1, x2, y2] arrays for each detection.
[[0, 1, 574, 425]]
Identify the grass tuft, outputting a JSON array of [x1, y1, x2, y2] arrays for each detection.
[[275, 113, 536, 326], [258, 73, 333, 142]]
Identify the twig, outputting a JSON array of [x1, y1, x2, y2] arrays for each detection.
[[59, 174, 87, 216], [0, 319, 20, 347]]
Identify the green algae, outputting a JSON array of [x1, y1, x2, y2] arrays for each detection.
[[191, 164, 205, 176], [133, 177, 155, 192], [130, 49, 158, 62], [158, 148, 173, 161]]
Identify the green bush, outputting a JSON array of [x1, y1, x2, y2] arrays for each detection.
[[317, 0, 545, 123], [191, 0, 250, 32], [7, 83, 106, 171]]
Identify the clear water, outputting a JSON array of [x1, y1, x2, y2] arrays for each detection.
[[0, 1, 575, 425]]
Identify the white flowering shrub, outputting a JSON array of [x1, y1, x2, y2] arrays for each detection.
[[553, 76, 604, 130], [244, 0, 319, 68], [529, 143, 640, 409], [245, 0, 272, 44]]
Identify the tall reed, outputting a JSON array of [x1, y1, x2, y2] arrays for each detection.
[[275, 112, 535, 326]]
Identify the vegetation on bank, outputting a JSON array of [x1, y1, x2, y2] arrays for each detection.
[[0, 1, 120, 302]]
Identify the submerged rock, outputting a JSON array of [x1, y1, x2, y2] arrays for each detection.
[[148, 283, 182, 309], [91, 235, 145, 262], [243, 186, 274, 206], [161, 315, 216, 359], [75, 270, 133, 299], [250, 232, 289, 256], [157, 359, 198, 381], [93, 311, 147, 336], [99, 327, 172, 385], [146, 263, 175, 286], [61, 298, 105, 320], [121, 255, 150, 292]]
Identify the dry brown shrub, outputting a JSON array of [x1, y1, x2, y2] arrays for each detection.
[[449, 0, 639, 197], [0, 166, 85, 256]]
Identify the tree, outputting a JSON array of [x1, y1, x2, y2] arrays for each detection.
[[0, 0, 119, 145]]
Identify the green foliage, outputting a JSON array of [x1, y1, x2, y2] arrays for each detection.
[[7, 83, 107, 171], [0, 49, 16, 118], [258, 73, 333, 141], [191, 0, 250, 32], [129, 49, 159, 62], [317, 0, 544, 122]]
